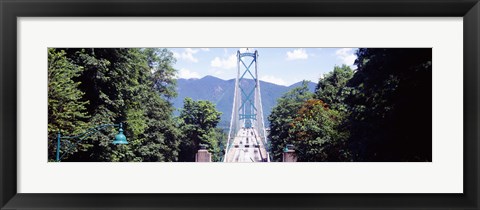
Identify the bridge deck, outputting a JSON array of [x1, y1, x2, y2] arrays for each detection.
[[225, 128, 268, 162]]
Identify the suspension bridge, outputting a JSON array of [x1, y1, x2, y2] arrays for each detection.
[[224, 50, 270, 162]]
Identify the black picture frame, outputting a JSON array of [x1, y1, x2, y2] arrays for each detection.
[[1, 0, 478, 209]]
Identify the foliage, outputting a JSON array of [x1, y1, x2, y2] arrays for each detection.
[[47, 49, 90, 160], [178, 97, 223, 161], [48, 48, 180, 162], [290, 99, 350, 161], [315, 64, 354, 113], [267, 81, 313, 161], [143, 48, 178, 100], [268, 49, 431, 162], [345, 48, 432, 161]]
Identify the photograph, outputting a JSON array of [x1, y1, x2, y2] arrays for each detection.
[[2, 0, 477, 208], [48, 47, 432, 162]]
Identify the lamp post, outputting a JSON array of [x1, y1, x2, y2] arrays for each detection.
[[55, 123, 128, 162], [283, 144, 297, 162], [283, 144, 294, 152]]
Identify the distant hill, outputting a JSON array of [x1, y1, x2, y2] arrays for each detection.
[[172, 76, 316, 129]]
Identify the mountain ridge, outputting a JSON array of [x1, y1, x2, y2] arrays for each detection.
[[172, 75, 316, 128]]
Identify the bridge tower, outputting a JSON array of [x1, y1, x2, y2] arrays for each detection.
[[225, 49, 269, 161]]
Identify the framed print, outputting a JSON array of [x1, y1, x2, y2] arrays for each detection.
[[1, 0, 479, 209]]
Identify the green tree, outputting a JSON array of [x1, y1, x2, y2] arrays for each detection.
[[144, 48, 178, 100], [290, 99, 350, 161], [47, 49, 90, 161], [71, 48, 150, 162], [178, 98, 223, 161], [315, 64, 354, 113], [346, 48, 432, 161], [49, 48, 180, 162], [138, 93, 181, 162], [267, 81, 313, 161]]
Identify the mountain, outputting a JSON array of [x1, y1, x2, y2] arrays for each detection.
[[288, 80, 317, 92], [172, 76, 316, 129]]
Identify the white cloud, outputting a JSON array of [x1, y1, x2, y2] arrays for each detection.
[[173, 48, 199, 63], [286, 48, 309, 60], [185, 48, 199, 54], [260, 75, 287, 86], [210, 54, 237, 69], [201, 48, 210, 52], [177, 68, 200, 79], [208, 68, 224, 76], [335, 48, 357, 66]]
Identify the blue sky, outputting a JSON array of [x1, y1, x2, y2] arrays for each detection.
[[169, 48, 358, 86]]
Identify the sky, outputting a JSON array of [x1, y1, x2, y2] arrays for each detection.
[[169, 48, 358, 86]]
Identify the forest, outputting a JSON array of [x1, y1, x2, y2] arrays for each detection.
[[48, 48, 225, 162], [268, 48, 432, 162], [48, 48, 431, 162]]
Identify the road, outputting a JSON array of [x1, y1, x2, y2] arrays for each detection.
[[225, 128, 268, 162]]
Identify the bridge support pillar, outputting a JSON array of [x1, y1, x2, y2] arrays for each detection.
[[196, 149, 212, 162], [283, 148, 297, 162]]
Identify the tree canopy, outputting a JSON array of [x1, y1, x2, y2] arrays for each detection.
[[48, 49, 90, 159], [48, 48, 183, 162], [267, 48, 432, 162], [267, 81, 314, 161], [178, 97, 223, 162], [290, 99, 349, 161], [315, 64, 354, 113], [345, 48, 432, 161]]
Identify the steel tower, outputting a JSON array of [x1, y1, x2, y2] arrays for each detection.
[[225, 49, 269, 162]]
